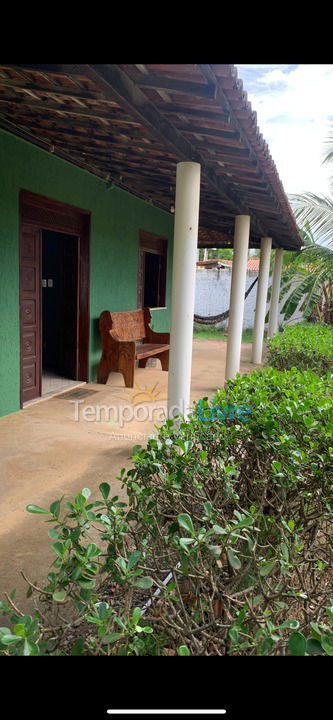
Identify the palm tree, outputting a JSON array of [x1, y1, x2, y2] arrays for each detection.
[[278, 126, 333, 324]]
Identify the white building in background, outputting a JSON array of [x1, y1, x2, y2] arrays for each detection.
[[194, 258, 303, 331]]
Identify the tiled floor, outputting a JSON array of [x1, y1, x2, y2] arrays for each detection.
[[42, 370, 85, 398]]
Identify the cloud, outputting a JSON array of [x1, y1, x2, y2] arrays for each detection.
[[257, 69, 289, 86], [235, 64, 333, 195]]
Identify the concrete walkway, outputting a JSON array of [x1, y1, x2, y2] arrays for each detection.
[[0, 339, 258, 616]]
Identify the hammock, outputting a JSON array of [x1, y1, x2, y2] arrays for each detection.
[[194, 276, 258, 326]]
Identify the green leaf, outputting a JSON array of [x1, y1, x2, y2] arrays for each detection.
[[13, 624, 26, 637], [260, 637, 274, 655], [52, 542, 65, 558], [71, 637, 86, 656], [99, 482, 111, 500], [213, 524, 227, 535], [309, 622, 322, 640], [23, 639, 39, 656], [97, 602, 108, 620], [26, 504, 51, 515], [50, 499, 61, 519], [116, 557, 127, 574], [177, 513, 195, 535], [208, 545, 222, 559], [281, 543, 289, 563], [142, 626, 153, 633], [48, 528, 60, 540], [127, 551, 141, 570], [229, 627, 239, 644], [179, 538, 196, 551], [178, 645, 190, 656], [232, 516, 254, 530], [78, 579, 96, 590], [82, 488, 91, 500], [288, 632, 306, 656], [227, 548, 242, 570], [132, 607, 142, 626], [131, 576, 154, 590], [306, 638, 325, 655], [86, 544, 102, 558], [203, 501, 212, 516], [321, 636, 333, 656], [52, 590, 67, 603], [102, 633, 123, 644], [279, 619, 299, 630], [1, 634, 24, 644], [259, 561, 276, 577]]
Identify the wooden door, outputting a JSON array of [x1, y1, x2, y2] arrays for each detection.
[[20, 224, 41, 403]]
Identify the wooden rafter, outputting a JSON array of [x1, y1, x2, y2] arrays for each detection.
[[83, 64, 266, 236], [0, 63, 301, 249]]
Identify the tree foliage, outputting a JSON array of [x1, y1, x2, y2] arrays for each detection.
[[280, 126, 333, 323]]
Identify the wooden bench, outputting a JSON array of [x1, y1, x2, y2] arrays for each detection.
[[97, 307, 170, 388]]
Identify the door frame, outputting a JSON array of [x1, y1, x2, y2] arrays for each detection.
[[19, 190, 91, 407]]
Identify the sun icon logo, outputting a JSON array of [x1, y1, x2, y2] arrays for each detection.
[[116, 381, 167, 406]]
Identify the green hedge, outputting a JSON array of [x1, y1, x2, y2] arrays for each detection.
[[1, 366, 333, 656], [267, 323, 333, 375]]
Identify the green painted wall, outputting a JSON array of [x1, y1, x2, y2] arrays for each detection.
[[0, 130, 174, 417]]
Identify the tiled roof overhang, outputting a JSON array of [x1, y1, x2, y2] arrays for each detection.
[[0, 63, 301, 250]]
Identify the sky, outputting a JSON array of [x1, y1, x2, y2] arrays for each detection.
[[235, 64, 333, 198]]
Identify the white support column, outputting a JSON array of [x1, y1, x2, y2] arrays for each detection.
[[267, 247, 284, 338], [225, 215, 251, 380], [167, 161, 201, 420], [251, 236, 272, 364]]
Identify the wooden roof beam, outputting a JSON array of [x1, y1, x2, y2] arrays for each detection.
[[1, 64, 89, 78], [83, 64, 266, 235], [117, 72, 217, 99], [174, 124, 241, 141], [0, 96, 128, 123], [0, 76, 114, 104], [156, 105, 230, 122]]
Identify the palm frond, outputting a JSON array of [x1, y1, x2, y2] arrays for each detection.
[[301, 271, 326, 318], [322, 128, 333, 167], [288, 192, 333, 247], [281, 273, 316, 321]]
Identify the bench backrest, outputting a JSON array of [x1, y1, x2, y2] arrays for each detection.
[[99, 308, 152, 343], [111, 309, 146, 341]]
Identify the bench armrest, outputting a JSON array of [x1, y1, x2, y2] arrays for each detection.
[[145, 328, 170, 344], [143, 307, 170, 345]]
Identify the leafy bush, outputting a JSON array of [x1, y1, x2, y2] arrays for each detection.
[[267, 322, 333, 375], [1, 366, 333, 655]]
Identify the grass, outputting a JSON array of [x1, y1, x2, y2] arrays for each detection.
[[193, 324, 254, 343]]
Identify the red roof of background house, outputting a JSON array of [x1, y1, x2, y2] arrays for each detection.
[[197, 257, 260, 271], [247, 257, 260, 271]]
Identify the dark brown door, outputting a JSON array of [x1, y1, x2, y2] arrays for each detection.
[[19, 190, 90, 405], [20, 224, 42, 404]]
